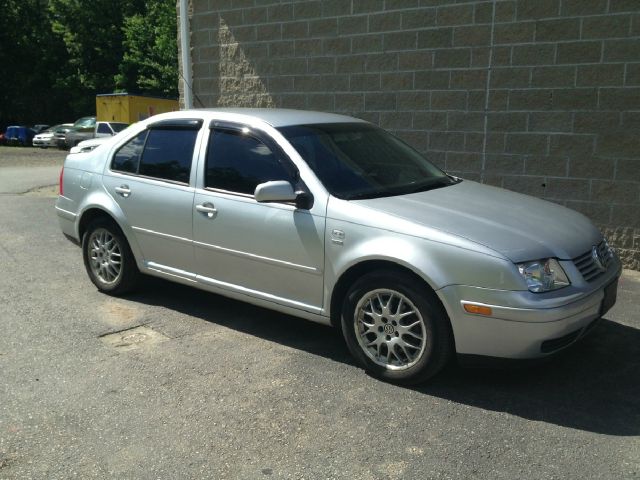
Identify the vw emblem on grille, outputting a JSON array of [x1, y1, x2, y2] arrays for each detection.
[[591, 245, 607, 273]]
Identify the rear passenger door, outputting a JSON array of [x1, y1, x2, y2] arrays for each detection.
[[102, 119, 203, 277]]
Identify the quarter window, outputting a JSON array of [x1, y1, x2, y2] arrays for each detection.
[[206, 129, 294, 195], [112, 131, 147, 174]]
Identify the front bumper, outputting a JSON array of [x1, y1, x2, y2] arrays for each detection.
[[437, 261, 621, 359]]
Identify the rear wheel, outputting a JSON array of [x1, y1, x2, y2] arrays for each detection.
[[82, 218, 140, 295], [341, 271, 453, 384]]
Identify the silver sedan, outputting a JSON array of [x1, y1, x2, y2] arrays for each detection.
[[55, 109, 621, 384]]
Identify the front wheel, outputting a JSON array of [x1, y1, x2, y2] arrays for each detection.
[[82, 218, 140, 295], [341, 271, 453, 385]]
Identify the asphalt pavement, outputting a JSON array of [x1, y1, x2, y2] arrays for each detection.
[[0, 148, 638, 479]]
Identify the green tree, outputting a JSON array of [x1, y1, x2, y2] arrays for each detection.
[[0, 0, 76, 126], [117, 0, 179, 98], [48, 0, 145, 95]]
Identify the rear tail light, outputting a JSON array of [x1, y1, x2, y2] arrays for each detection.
[[59, 167, 64, 196]]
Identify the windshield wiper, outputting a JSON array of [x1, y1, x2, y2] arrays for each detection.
[[405, 177, 458, 194], [346, 177, 459, 201], [346, 189, 392, 200]]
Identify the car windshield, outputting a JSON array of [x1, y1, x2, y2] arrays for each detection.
[[278, 123, 457, 200], [111, 122, 129, 132], [73, 117, 96, 128]]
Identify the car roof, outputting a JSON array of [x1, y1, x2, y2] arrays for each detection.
[[147, 108, 367, 128]]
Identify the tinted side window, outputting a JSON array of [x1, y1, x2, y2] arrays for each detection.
[[139, 129, 198, 183], [206, 129, 293, 195], [112, 131, 147, 173], [97, 123, 111, 134]]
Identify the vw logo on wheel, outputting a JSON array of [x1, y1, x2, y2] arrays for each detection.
[[384, 324, 395, 335]]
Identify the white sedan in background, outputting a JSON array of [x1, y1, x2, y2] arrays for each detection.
[[32, 124, 73, 148]]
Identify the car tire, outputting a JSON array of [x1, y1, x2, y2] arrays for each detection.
[[341, 270, 453, 385], [82, 218, 140, 295]]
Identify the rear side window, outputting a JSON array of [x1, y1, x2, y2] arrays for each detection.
[[97, 123, 112, 135], [138, 129, 198, 183], [112, 131, 147, 173], [206, 129, 294, 195], [111, 128, 198, 183]]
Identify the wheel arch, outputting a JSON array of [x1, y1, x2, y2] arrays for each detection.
[[329, 259, 447, 330], [78, 207, 121, 241]]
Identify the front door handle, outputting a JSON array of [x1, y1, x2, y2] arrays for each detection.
[[115, 185, 131, 197], [196, 202, 217, 218]]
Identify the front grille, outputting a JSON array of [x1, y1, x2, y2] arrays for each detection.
[[572, 240, 612, 282]]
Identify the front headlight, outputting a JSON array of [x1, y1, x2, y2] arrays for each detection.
[[517, 258, 570, 293]]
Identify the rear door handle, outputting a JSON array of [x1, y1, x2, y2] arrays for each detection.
[[196, 203, 217, 218], [115, 185, 131, 197]]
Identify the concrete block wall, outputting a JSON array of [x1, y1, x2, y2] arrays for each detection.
[[187, 0, 640, 269]]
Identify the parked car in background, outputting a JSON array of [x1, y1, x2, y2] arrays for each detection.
[[56, 116, 96, 149], [69, 136, 111, 154], [55, 108, 621, 385], [33, 123, 73, 148], [33, 124, 50, 134], [65, 120, 128, 148], [5, 126, 36, 146]]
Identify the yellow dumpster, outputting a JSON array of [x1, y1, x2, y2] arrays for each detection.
[[96, 93, 179, 124]]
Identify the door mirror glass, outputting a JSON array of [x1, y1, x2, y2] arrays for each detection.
[[254, 181, 297, 203]]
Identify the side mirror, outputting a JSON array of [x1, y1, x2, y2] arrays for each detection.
[[254, 181, 297, 203], [254, 181, 314, 209]]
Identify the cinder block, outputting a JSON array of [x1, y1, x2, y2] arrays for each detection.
[[494, 22, 535, 44], [369, 12, 402, 31], [337, 16, 367, 35], [397, 91, 430, 109], [365, 92, 397, 111], [453, 25, 492, 46], [353, 0, 385, 14], [512, 44, 556, 65], [536, 18, 580, 42], [417, 28, 453, 49], [434, 48, 471, 68], [549, 134, 596, 156], [528, 112, 573, 132], [384, 32, 417, 51], [401, 9, 436, 29], [524, 155, 568, 176], [505, 133, 549, 154], [294, 1, 322, 19], [577, 64, 625, 87], [437, 4, 474, 26], [531, 66, 575, 87], [516, 0, 560, 20], [561, 0, 607, 16], [431, 90, 468, 110], [603, 39, 640, 62], [557, 41, 602, 64], [582, 15, 631, 39]]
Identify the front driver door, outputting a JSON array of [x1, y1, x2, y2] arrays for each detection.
[[192, 123, 325, 313]]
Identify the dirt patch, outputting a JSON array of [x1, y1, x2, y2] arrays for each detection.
[[100, 325, 169, 351], [24, 185, 58, 197], [100, 300, 144, 328]]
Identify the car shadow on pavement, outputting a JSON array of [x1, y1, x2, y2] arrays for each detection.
[[419, 318, 640, 436], [128, 276, 640, 437]]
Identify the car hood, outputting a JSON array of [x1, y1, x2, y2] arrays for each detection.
[[355, 180, 601, 262]]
